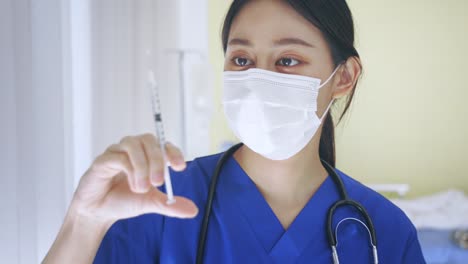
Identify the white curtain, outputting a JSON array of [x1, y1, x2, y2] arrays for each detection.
[[81, 0, 184, 184], [0, 0, 209, 263], [1, 0, 73, 263], [84, 0, 212, 183]]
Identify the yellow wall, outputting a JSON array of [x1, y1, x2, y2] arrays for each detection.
[[208, 0, 468, 197], [208, 0, 234, 152]]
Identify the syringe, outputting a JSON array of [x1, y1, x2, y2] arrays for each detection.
[[148, 70, 175, 204]]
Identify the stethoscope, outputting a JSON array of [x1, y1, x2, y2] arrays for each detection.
[[196, 143, 379, 264]]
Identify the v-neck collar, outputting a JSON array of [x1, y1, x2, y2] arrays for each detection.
[[218, 155, 341, 260]]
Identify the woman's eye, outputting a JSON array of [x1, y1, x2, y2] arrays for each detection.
[[233, 57, 252, 67], [277, 57, 300, 67]]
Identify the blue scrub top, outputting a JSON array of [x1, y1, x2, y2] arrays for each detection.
[[94, 152, 426, 263]]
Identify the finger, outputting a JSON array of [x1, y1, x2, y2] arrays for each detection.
[[165, 142, 187, 171], [92, 150, 132, 179], [104, 144, 139, 192], [141, 189, 198, 218], [140, 133, 165, 187], [89, 151, 136, 192], [119, 136, 151, 193]]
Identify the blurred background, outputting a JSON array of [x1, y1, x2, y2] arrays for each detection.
[[1, 0, 467, 263]]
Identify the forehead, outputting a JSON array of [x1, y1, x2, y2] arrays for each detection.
[[228, 0, 326, 46]]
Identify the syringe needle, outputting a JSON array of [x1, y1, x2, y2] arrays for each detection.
[[148, 71, 175, 205]]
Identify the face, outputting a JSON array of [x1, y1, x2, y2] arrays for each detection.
[[224, 0, 339, 116]]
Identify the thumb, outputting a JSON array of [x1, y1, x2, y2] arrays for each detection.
[[140, 189, 199, 218]]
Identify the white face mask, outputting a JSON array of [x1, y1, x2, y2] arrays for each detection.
[[222, 66, 340, 160]]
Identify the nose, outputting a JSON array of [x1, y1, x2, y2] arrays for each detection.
[[254, 56, 276, 72]]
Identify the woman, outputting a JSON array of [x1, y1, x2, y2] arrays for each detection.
[[44, 0, 426, 263]]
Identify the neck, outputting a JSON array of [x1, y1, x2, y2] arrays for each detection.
[[234, 136, 328, 207]]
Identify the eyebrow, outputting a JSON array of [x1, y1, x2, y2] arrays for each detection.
[[227, 37, 315, 48], [228, 38, 252, 47], [274, 38, 315, 48]]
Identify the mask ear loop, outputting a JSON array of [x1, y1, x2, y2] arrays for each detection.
[[318, 63, 343, 122], [319, 98, 335, 122], [318, 64, 342, 89]]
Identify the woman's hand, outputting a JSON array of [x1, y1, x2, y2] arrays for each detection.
[[72, 133, 198, 224], [43, 134, 197, 264]]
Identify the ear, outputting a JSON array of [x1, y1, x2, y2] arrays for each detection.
[[332, 56, 362, 99]]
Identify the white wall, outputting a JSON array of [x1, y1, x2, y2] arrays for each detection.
[[177, 0, 213, 160], [70, 0, 93, 188]]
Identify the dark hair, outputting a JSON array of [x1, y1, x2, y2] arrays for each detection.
[[221, 0, 361, 167]]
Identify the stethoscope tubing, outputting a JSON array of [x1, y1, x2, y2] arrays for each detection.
[[196, 143, 243, 264], [196, 143, 378, 264]]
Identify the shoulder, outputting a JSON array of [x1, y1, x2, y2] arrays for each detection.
[[337, 169, 416, 232], [336, 169, 413, 228], [336, 169, 425, 262]]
